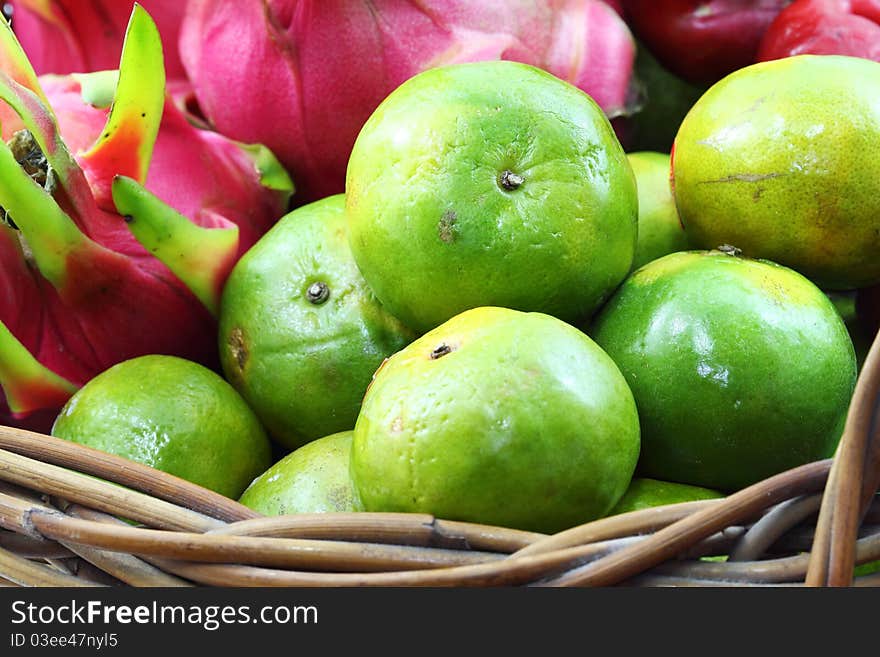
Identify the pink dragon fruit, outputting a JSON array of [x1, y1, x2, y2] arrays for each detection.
[[180, 0, 636, 203], [0, 6, 293, 431], [8, 0, 189, 80]]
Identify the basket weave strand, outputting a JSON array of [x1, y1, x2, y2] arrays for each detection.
[[807, 326, 880, 585]]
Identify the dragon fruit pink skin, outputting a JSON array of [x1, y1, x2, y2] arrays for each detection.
[[9, 0, 189, 80], [180, 0, 636, 203], [0, 6, 292, 432]]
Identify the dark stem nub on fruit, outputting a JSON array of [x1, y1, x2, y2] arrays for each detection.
[[307, 281, 330, 304], [499, 170, 524, 191], [430, 343, 453, 359], [717, 244, 743, 257]]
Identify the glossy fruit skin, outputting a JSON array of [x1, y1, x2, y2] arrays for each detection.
[[591, 251, 857, 492], [346, 61, 638, 334], [627, 151, 691, 270], [239, 431, 358, 515], [757, 0, 880, 62], [622, 0, 789, 84], [672, 55, 880, 289], [51, 355, 272, 500], [609, 477, 722, 515], [219, 195, 416, 451], [351, 307, 641, 534]]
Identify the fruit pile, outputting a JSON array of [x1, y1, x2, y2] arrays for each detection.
[[2, 1, 878, 535]]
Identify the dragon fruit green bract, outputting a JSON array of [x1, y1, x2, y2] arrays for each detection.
[[180, 0, 636, 203], [0, 6, 293, 431], [9, 0, 189, 80]]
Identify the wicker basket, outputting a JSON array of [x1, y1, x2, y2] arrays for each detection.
[[1, 332, 878, 588]]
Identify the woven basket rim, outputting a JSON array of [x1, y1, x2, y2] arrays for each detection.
[[1, 332, 878, 587]]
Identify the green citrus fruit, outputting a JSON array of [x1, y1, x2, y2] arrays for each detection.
[[51, 355, 272, 499], [346, 61, 638, 334], [628, 151, 690, 270], [239, 431, 357, 515], [609, 478, 722, 515], [218, 195, 415, 450], [591, 250, 857, 492], [672, 55, 880, 289], [350, 306, 641, 533]]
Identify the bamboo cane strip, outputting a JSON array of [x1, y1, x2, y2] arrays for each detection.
[[625, 574, 800, 587], [0, 425, 258, 523], [0, 530, 73, 559], [859, 395, 880, 518], [58, 542, 194, 587], [756, 523, 880, 556], [146, 532, 728, 588], [0, 448, 223, 532], [0, 479, 49, 506], [0, 490, 58, 537], [206, 513, 542, 553], [433, 520, 542, 552], [145, 526, 788, 589], [0, 544, 102, 587], [28, 511, 505, 572], [679, 527, 747, 559], [652, 530, 880, 585], [516, 462, 828, 561], [56, 506, 196, 587], [541, 529, 880, 588], [513, 499, 723, 558], [146, 539, 626, 588], [729, 494, 823, 562], [539, 459, 831, 586], [807, 328, 880, 586], [60, 557, 127, 586]]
